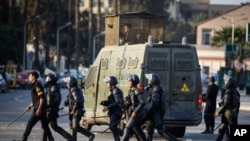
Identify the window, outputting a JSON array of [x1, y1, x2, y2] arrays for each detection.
[[84, 66, 97, 89], [176, 61, 193, 70], [202, 29, 211, 45], [80, 0, 84, 6], [116, 58, 126, 69], [128, 57, 138, 69], [101, 59, 108, 70], [149, 58, 167, 70], [93, 0, 104, 7]]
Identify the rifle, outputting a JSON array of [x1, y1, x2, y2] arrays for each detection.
[[8, 109, 28, 126]]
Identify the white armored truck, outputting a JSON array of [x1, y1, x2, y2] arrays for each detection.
[[82, 12, 203, 137]]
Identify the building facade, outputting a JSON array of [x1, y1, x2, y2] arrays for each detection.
[[196, 3, 250, 45]]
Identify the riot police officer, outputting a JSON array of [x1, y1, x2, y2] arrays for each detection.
[[43, 69, 74, 141], [21, 71, 54, 141], [102, 76, 124, 141], [121, 74, 147, 141], [64, 76, 95, 141], [145, 73, 178, 141], [214, 77, 239, 141]]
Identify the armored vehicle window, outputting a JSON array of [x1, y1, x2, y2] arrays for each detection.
[[128, 57, 138, 69], [149, 58, 167, 70], [101, 59, 108, 70], [176, 61, 193, 70], [84, 66, 97, 89], [116, 58, 126, 69]]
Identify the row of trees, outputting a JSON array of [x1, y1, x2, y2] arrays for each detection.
[[0, 0, 176, 74], [0, 0, 249, 74], [0, 0, 104, 73]]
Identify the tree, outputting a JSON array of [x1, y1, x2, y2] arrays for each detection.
[[211, 26, 246, 47], [211, 26, 248, 68], [164, 20, 193, 43]]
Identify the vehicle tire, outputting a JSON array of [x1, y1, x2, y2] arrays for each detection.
[[165, 126, 186, 138]]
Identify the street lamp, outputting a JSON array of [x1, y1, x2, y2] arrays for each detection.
[[56, 22, 72, 74], [221, 13, 248, 45], [93, 31, 105, 63], [23, 15, 41, 71], [222, 13, 248, 68]]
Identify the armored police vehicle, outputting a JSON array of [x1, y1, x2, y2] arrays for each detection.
[[82, 12, 203, 137]]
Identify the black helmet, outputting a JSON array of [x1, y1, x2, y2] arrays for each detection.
[[126, 74, 139, 86], [225, 77, 237, 89], [44, 73, 57, 87], [149, 74, 160, 85], [102, 76, 118, 85], [67, 76, 78, 87]]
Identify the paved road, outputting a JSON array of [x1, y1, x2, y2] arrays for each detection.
[[0, 88, 249, 141]]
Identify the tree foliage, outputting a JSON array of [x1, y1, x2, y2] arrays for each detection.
[[211, 26, 246, 47]]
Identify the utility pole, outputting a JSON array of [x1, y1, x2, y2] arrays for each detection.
[[75, 0, 80, 77], [88, 1, 93, 64], [67, 0, 72, 72]]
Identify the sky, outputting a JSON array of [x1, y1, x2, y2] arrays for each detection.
[[210, 0, 250, 5]]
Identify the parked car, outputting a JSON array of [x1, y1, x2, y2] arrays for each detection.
[[16, 72, 30, 89], [0, 74, 8, 93]]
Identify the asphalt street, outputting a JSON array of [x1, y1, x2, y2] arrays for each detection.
[[0, 88, 249, 141]]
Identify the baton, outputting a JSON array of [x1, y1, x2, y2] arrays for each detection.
[[91, 115, 109, 118], [8, 109, 28, 126], [214, 123, 223, 131], [59, 113, 69, 117]]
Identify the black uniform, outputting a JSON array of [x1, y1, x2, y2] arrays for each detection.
[[64, 85, 95, 141], [121, 87, 147, 141], [22, 80, 54, 141], [105, 87, 124, 141], [146, 85, 179, 141], [202, 78, 219, 133], [43, 80, 74, 141], [216, 78, 238, 141]]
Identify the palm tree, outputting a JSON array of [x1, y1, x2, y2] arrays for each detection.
[[211, 26, 246, 47], [211, 26, 247, 68]]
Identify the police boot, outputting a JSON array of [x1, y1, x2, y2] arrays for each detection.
[[146, 135, 153, 141], [67, 135, 76, 141], [162, 131, 179, 141], [48, 137, 54, 141], [114, 135, 120, 141], [21, 136, 27, 141], [89, 133, 95, 141], [201, 125, 211, 134], [70, 129, 77, 141], [210, 126, 214, 134], [216, 129, 224, 141]]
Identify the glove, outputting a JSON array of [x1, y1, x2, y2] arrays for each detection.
[[64, 100, 68, 106], [100, 100, 109, 106], [218, 101, 223, 107]]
